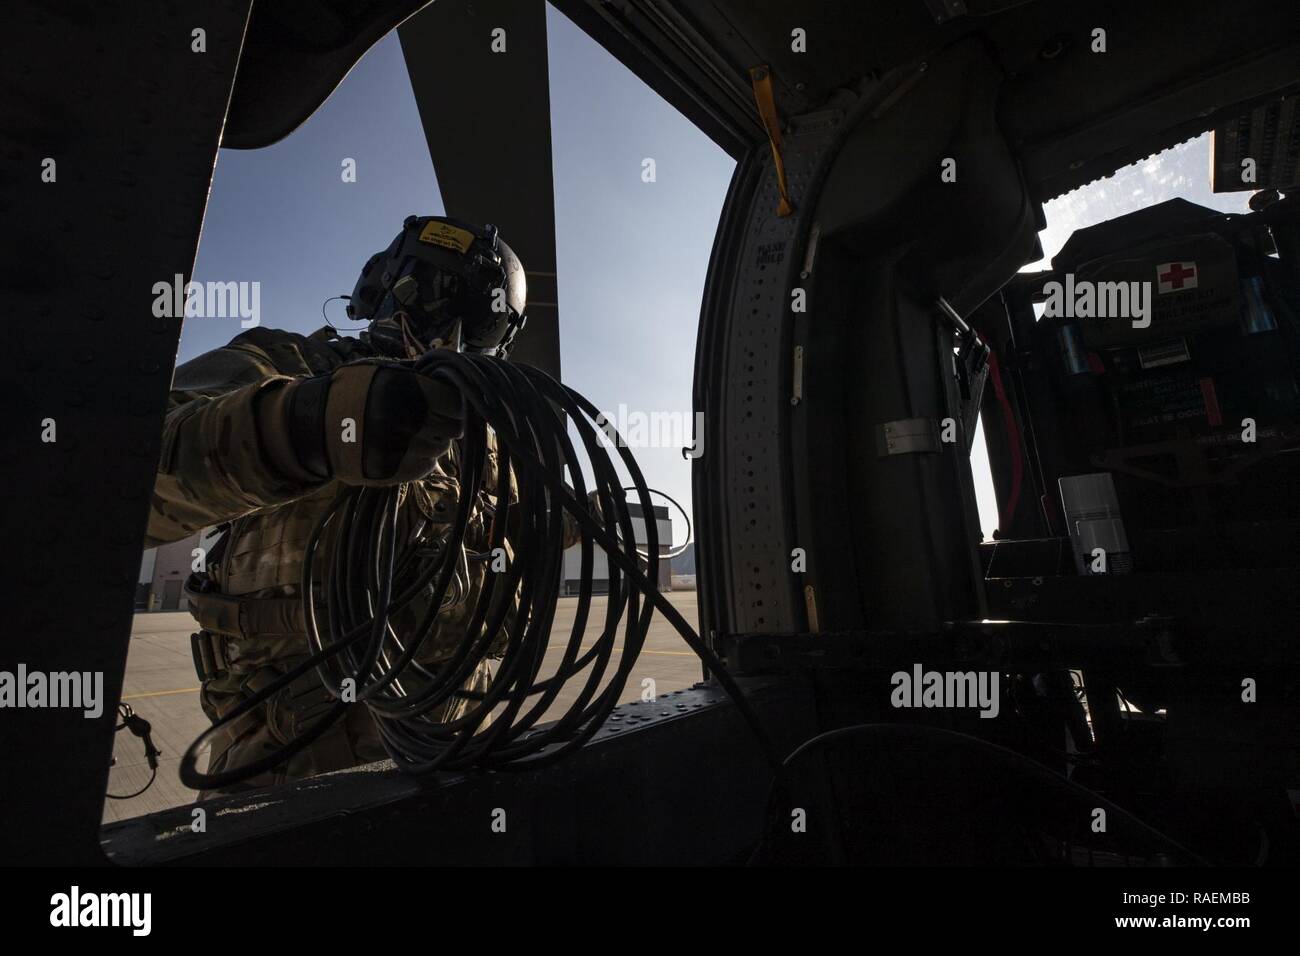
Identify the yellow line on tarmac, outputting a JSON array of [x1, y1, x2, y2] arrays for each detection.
[[121, 687, 200, 700]]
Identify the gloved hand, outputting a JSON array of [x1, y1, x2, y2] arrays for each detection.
[[259, 360, 465, 486]]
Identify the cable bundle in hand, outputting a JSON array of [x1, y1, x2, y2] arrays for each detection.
[[181, 351, 774, 791]]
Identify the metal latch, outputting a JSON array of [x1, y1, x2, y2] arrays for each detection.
[[790, 345, 804, 405]]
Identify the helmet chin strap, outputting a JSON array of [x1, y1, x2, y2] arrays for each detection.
[[370, 305, 463, 359], [394, 310, 462, 358], [393, 310, 425, 359]]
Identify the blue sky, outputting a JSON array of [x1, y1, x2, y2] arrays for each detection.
[[190, 5, 1250, 543]]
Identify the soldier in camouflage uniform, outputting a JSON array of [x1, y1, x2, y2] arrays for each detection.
[[147, 216, 582, 793]]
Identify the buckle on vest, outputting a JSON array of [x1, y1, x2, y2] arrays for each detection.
[[239, 666, 282, 699], [190, 630, 229, 683]]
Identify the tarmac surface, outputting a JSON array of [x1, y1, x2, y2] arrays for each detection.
[[102, 590, 703, 824]]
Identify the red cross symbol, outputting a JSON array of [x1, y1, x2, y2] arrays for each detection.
[[1158, 262, 1196, 291]]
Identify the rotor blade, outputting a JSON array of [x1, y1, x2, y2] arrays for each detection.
[[399, 0, 562, 376]]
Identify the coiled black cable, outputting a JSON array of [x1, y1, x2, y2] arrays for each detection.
[[180, 352, 779, 790]]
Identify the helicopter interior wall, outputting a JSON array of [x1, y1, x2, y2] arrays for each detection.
[[827, 262, 988, 633], [814, 39, 1040, 316], [792, 39, 1037, 634], [642, 0, 1300, 200]]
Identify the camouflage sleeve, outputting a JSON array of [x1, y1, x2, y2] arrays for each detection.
[[144, 333, 331, 547]]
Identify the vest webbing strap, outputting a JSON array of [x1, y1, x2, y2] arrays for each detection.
[[749, 65, 795, 218], [185, 575, 306, 641]]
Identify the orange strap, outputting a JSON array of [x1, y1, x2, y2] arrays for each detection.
[[749, 65, 795, 217]]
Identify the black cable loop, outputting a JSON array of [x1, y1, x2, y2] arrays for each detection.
[[180, 350, 780, 792]]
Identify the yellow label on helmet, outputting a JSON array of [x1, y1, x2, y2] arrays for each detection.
[[417, 221, 476, 253]]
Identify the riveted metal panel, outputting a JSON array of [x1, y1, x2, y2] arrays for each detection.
[[707, 106, 849, 636]]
